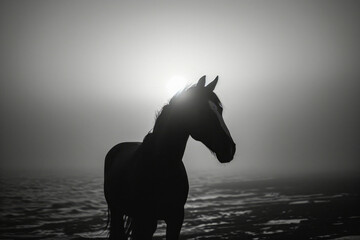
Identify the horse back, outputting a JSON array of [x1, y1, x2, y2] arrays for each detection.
[[104, 142, 141, 176]]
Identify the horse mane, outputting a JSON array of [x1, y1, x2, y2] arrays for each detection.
[[147, 83, 223, 138], [151, 84, 195, 133]]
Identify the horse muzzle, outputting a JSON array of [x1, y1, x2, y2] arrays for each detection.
[[217, 141, 236, 163]]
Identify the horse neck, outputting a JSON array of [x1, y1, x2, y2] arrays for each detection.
[[149, 107, 189, 162]]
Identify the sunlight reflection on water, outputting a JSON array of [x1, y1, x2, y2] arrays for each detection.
[[0, 174, 359, 239]]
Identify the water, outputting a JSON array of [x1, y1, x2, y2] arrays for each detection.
[[1, 173, 359, 239]]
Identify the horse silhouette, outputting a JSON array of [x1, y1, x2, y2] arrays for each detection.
[[104, 76, 236, 239]]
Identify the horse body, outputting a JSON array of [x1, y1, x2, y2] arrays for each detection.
[[105, 116, 190, 239], [105, 139, 189, 214], [104, 76, 236, 239]]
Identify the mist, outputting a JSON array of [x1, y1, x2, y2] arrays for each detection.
[[1, 1, 360, 178]]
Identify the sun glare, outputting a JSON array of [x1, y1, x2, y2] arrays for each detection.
[[166, 76, 188, 98]]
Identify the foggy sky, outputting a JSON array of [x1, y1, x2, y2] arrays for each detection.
[[1, 1, 359, 177]]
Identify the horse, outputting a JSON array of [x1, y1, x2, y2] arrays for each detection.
[[104, 75, 236, 239]]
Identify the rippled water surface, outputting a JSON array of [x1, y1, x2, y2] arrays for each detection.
[[1, 173, 359, 239]]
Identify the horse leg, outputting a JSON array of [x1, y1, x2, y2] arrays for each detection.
[[165, 208, 184, 240], [109, 208, 126, 240], [131, 217, 157, 240]]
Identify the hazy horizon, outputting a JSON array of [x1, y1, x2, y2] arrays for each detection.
[[1, 1, 360, 178]]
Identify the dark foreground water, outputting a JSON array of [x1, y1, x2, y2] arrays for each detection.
[[1, 172, 359, 240]]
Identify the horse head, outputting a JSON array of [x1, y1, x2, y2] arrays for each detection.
[[171, 76, 236, 163]]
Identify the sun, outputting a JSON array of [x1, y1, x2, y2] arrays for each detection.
[[166, 76, 188, 98]]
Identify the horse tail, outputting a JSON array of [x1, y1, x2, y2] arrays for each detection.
[[123, 214, 134, 238], [105, 207, 110, 232], [107, 207, 133, 240]]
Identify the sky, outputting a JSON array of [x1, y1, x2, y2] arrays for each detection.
[[1, 1, 359, 177]]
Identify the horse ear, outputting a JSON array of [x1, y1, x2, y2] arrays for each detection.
[[206, 76, 218, 91], [196, 75, 206, 88]]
